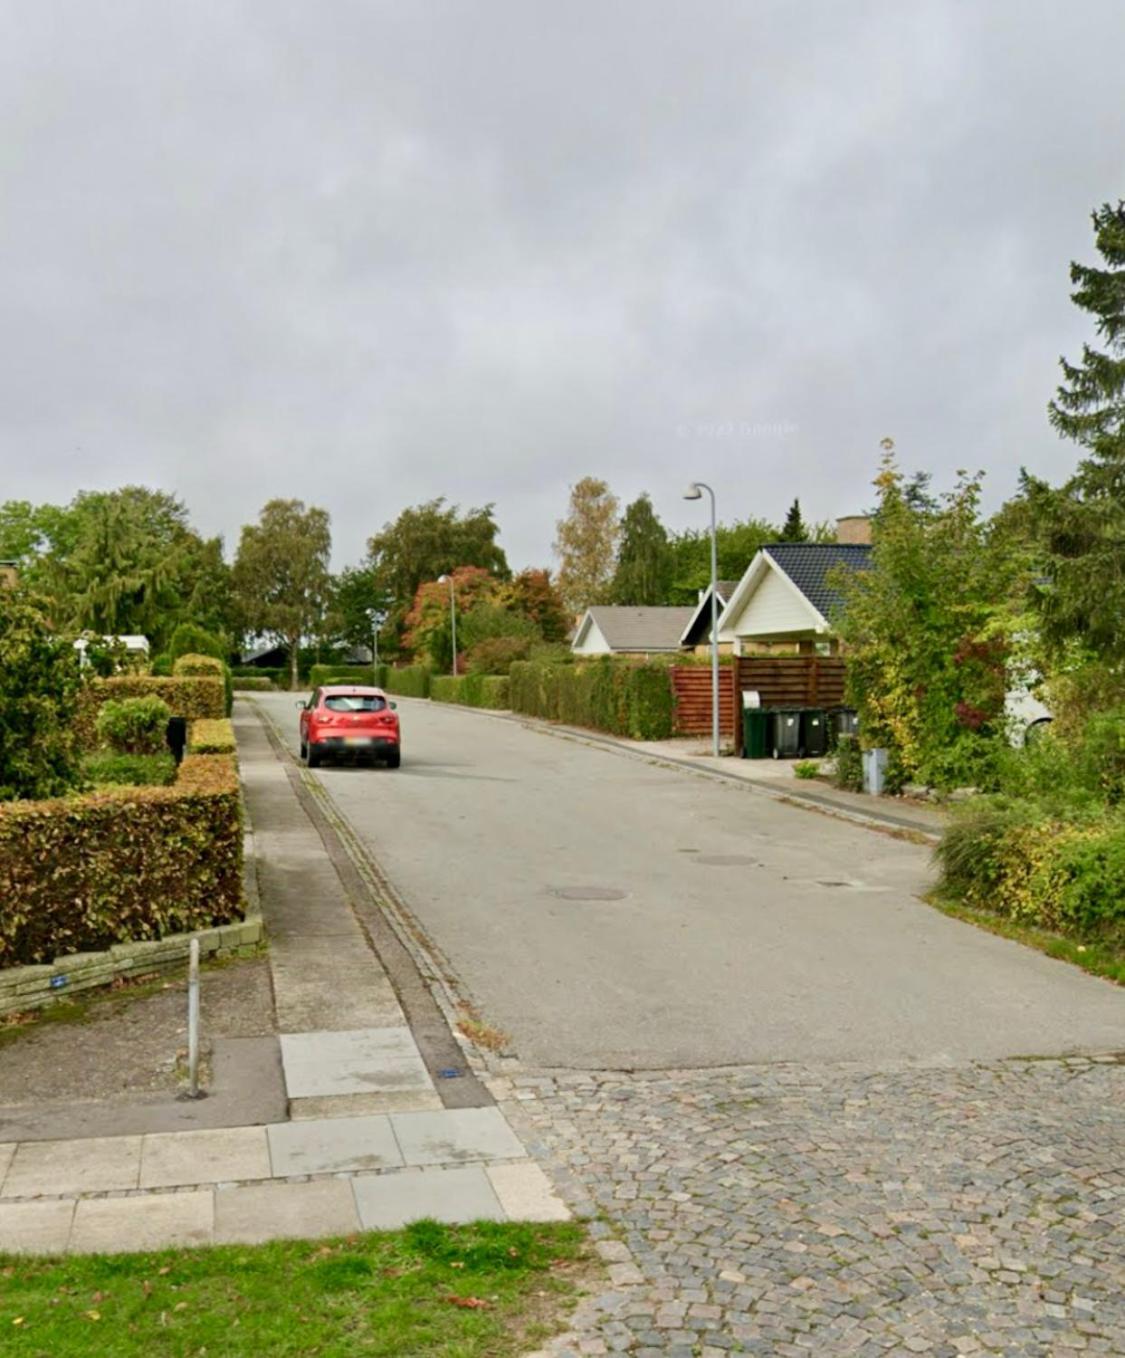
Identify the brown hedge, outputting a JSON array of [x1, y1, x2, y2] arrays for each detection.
[[188, 718, 236, 754], [76, 675, 225, 749], [0, 754, 243, 967]]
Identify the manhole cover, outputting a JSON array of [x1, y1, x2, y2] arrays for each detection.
[[693, 854, 759, 867], [818, 879, 861, 888], [548, 886, 628, 901]]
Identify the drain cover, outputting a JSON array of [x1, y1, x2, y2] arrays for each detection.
[[693, 854, 759, 867], [549, 886, 628, 901]]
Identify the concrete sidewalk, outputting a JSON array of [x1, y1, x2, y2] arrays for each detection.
[[0, 1107, 567, 1254], [0, 702, 569, 1256]]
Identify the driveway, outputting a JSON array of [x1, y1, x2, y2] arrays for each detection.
[[253, 693, 1122, 1070]]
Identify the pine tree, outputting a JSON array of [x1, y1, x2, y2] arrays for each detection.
[[610, 494, 672, 605], [1037, 202, 1125, 662], [778, 498, 809, 542]]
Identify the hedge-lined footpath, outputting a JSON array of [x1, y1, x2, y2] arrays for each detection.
[[430, 674, 510, 709], [189, 718, 236, 754], [509, 659, 674, 740], [76, 675, 225, 749], [383, 665, 432, 698], [0, 753, 243, 967]]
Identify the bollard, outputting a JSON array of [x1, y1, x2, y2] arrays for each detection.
[[187, 937, 201, 1099]]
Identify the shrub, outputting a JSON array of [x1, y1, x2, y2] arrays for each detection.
[[232, 676, 274, 691], [76, 676, 225, 749], [794, 760, 820, 780], [509, 660, 675, 740], [174, 652, 232, 716], [308, 664, 387, 690], [430, 675, 510, 709], [81, 752, 177, 788], [832, 734, 863, 792], [232, 665, 287, 685], [168, 623, 227, 663], [188, 718, 236, 754], [0, 589, 84, 802], [0, 754, 243, 966], [935, 796, 1125, 942], [465, 635, 533, 675], [383, 666, 432, 698], [95, 696, 172, 755]]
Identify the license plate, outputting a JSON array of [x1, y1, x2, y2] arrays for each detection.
[[344, 736, 372, 746]]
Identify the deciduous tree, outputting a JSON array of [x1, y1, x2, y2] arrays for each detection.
[[611, 494, 673, 605], [554, 478, 619, 614], [231, 499, 333, 689]]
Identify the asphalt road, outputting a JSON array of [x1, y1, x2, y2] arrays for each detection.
[[253, 692, 1123, 1070]]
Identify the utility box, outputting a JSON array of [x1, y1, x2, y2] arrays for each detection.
[[769, 708, 802, 759], [800, 708, 828, 758], [742, 708, 769, 759], [862, 747, 888, 796]]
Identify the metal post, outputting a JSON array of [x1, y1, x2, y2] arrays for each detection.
[[707, 485, 719, 758], [371, 615, 380, 681], [449, 577, 458, 677], [187, 937, 200, 1099]]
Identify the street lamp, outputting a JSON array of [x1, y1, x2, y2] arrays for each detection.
[[437, 574, 458, 676], [683, 482, 720, 757], [369, 609, 381, 680]]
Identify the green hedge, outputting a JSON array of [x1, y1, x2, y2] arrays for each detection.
[[76, 676, 226, 750], [188, 718, 236, 754], [232, 666, 287, 686], [383, 666, 432, 699], [308, 664, 388, 690], [174, 653, 233, 716], [936, 798, 1125, 942], [0, 754, 243, 966], [509, 659, 674, 740], [232, 676, 274, 691], [430, 675, 510, 709]]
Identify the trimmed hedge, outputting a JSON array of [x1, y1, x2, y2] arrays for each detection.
[[188, 718, 236, 754], [430, 675, 510, 709], [0, 754, 243, 966], [232, 665, 287, 686], [174, 652, 233, 716], [383, 666, 432, 698], [509, 659, 674, 740], [232, 676, 274, 691], [76, 676, 226, 750], [308, 664, 388, 690]]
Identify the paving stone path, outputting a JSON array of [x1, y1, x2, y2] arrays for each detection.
[[495, 1057, 1124, 1357]]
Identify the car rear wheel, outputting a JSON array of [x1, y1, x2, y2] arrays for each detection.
[[385, 748, 401, 769], [306, 743, 323, 768]]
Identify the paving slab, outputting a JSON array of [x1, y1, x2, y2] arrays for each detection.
[[140, 1126, 272, 1189], [352, 1165, 505, 1229], [280, 1027, 431, 1099], [290, 1090, 443, 1118], [486, 1161, 571, 1222], [0, 1198, 76, 1253], [391, 1107, 526, 1166], [270, 952, 405, 1032], [213, 1177, 360, 1244], [0, 1142, 14, 1189], [267, 1115, 403, 1176], [69, 1191, 213, 1254], [3, 1135, 141, 1199]]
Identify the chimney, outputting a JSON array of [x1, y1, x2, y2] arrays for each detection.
[[0, 560, 18, 590], [835, 516, 872, 545]]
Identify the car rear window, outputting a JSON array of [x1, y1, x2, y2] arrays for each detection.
[[324, 694, 387, 713]]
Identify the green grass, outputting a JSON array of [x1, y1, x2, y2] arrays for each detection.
[[80, 752, 177, 788], [930, 892, 1125, 986], [1, 1220, 590, 1356]]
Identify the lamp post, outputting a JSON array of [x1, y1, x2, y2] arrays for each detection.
[[683, 482, 720, 757], [370, 610, 381, 681], [437, 574, 458, 676]]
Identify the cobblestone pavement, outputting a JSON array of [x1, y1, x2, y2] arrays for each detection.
[[498, 1057, 1124, 1357]]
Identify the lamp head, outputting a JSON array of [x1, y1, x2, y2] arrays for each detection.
[[438, 573, 450, 584], [682, 484, 702, 501]]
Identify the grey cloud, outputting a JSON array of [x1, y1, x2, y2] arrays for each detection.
[[1, 1, 1123, 566]]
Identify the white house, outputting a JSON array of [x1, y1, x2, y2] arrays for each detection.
[[717, 544, 872, 655], [572, 606, 695, 657], [678, 581, 741, 655], [74, 635, 151, 668]]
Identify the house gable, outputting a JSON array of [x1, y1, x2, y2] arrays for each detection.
[[572, 612, 611, 655], [718, 552, 828, 641]]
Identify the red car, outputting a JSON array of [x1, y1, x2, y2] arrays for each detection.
[[297, 685, 401, 769]]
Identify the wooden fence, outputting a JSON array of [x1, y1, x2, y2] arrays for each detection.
[[671, 657, 848, 749], [670, 665, 739, 739]]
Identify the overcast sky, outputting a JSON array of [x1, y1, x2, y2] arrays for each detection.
[[2, 2, 1123, 570]]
